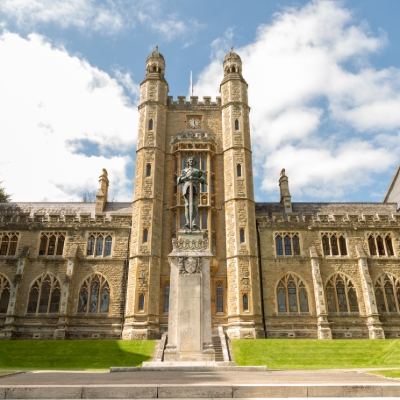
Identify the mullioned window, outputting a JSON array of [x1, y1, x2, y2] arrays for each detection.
[[375, 273, 400, 313], [321, 233, 347, 257], [325, 273, 359, 313], [276, 273, 309, 313], [87, 232, 113, 257], [0, 232, 19, 256], [27, 274, 61, 314], [275, 232, 300, 256], [367, 233, 394, 257], [39, 232, 65, 256]]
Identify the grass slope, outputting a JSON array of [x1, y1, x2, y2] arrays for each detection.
[[232, 339, 400, 370], [0, 340, 155, 370], [369, 370, 400, 379]]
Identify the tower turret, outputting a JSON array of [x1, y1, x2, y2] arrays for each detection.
[[123, 47, 168, 340], [220, 48, 263, 339]]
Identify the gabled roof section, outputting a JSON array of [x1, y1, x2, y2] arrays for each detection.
[[0, 202, 132, 218], [383, 165, 400, 207]]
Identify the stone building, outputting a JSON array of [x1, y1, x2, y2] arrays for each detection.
[[1, 48, 400, 340]]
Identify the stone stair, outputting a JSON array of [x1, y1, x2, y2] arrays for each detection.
[[212, 335, 225, 361]]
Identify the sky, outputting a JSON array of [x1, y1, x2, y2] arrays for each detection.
[[0, 0, 399, 203]]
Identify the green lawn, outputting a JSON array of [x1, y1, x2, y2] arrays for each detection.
[[368, 370, 400, 379], [0, 340, 155, 370], [232, 339, 400, 370]]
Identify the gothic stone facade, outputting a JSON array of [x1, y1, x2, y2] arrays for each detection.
[[1, 49, 400, 340]]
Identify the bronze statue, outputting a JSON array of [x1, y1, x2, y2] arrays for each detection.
[[176, 156, 207, 230]]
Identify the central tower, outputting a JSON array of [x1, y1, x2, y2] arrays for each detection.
[[123, 47, 263, 340]]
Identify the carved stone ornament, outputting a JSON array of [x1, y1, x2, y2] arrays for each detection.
[[172, 237, 209, 252], [178, 256, 202, 274]]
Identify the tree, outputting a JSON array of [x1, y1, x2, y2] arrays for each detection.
[[0, 182, 11, 203], [82, 190, 97, 203]]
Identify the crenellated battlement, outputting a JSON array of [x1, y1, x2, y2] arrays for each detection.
[[167, 95, 221, 110]]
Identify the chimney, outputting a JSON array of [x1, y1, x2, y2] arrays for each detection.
[[279, 168, 292, 213], [95, 169, 109, 213]]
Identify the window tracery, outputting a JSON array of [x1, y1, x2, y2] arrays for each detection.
[[146, 163, 151, 177], [77, 274, 110, 314], [367, 233, 394, 256], [27, 274, 61, 314], [275, 232, 300, 256], [0, 232, 19, 256], [164, 285, 170, 313], [243, 293, 249, 311], [321, 233, 347, 256], [276, 274, 309, 313], [138, 293, 145, 311], [86, 233, 112, 257], [325, 273, 359, 313], [216, 282, 223, 313], [38, 232, 65, 256], [0, 274, 11, 313], [375, 273, 400, 313]]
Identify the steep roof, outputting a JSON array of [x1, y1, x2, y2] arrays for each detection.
[[255, 202, 398, 216], [383, 165, 400, 207], [0, 202, 132, 217]]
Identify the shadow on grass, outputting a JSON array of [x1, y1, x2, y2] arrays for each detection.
[[0, 340, 156, 370]]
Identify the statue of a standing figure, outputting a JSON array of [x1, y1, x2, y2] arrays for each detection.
[[177, 156, 207, 230]]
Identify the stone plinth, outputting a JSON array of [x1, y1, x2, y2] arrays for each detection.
[[164, 230, 215, 362]]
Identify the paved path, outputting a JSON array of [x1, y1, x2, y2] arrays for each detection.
[[1, 369, 400, 398], [0, 369, 397, 385]]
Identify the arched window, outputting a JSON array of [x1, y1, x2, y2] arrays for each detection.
[[275, 233, 300, 256], [0, 274, 11, 313], [164, 285, 170, 313], [322, 233, 347, 256], [143, 228, 148, 243], [368, 233, 394, 256], [239, 228, 245, 243], [87, 235, 95, 256], [216, 283, 223, 312], [38, 232, 65, 256], [0, 233, 19, 256], [138, 293, 145, 311], [148, 119, 153, 130], [237, 164, 242, 177], [284, 236, 292, 255], [368, 235, 377, 255], [146, 163, 151, 177], [87, 233, 112, 257], [276, 274, 309, 313], [27, 274, 61, 314], [375, 274, 400, 313], [104, 236, 112, 256], [243, 293, 249, 311], [77, 274, 110, 314], [325, 273, 359, 313], [231, 66, 236, 73], [275, 235, 283, 255], [95, 236, 103, 256], [234, 119, 239, 131]]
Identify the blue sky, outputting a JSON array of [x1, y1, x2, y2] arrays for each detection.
[[0, 0, 399, 203]]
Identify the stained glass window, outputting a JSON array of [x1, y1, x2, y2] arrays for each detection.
[[0, 274, 11, 313], [374, 274, 400, 313], [325, 273, 359, 314], [276, 274, 309, 313], [27, 274, 61, 314], [77, 274, 110, 314]]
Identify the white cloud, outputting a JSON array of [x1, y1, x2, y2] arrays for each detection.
[[0, 0, 203, 40], [0, 0, 124, 33], [0, 32, 138, 201], [194, 0, 400, 200]]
